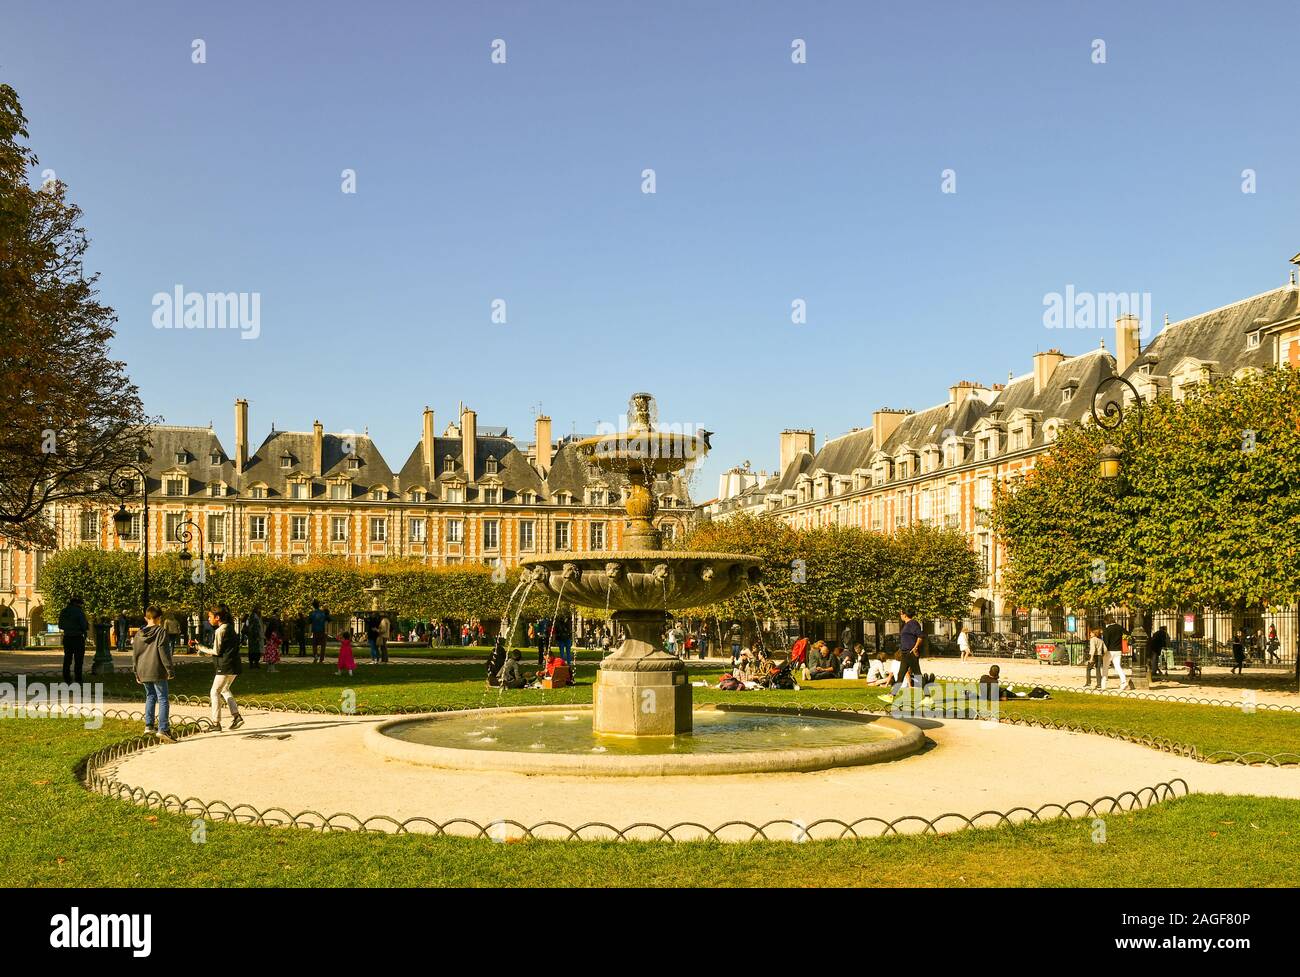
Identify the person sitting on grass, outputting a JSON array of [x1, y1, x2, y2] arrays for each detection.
[[976, 664, 1028, 700], [499, 650, 526, 690], [336, 630, 356, 677], [810, 643, 837, 680], [532, 649, 571, 687], [864, 652, 892, 686]]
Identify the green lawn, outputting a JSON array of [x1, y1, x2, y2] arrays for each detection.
[[3, 718, 1297, 887]]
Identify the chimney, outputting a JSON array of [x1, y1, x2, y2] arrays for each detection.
[[948, 380, 987, 408], [234, 398, 249, 473], [1032, 349, 1066, 396], [779, 429, 815, 474], [1115, 314, 1141, 374], [534, 414, 552, 476], [461, 405, 477, 483], [421, 407, 435, 478], [871, 409, 910, 451], [312, 419, 323, 477]]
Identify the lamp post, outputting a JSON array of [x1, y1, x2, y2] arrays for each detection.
[[101, 462, 149, 675], [1090, 374, 1149, 688], [175, 518, 204, 644]]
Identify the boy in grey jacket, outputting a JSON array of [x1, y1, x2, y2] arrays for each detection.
[[132, 606, 175, 742]]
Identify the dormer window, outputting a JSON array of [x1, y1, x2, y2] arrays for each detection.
[[1139, 364, 1154, 376], [370, 486, 386, 501], [485, 455, 498, 475], [290, 481, 309, 500], [483, 487, 499, 504], [279, 454, 292, 469], [209, 451, 223, 465], [208, 482, 222, 498], [249, 485, 267, 500], [175, 450, 189, 464], [445, 486, 463, 504], [1061, 387, 1074, 403], [165, 476, 187, 497], [1247, 332, 1261, 350], [348, 457, 361, 471], [444, 454, 456, 473], [329, 482, 350, 501], [409, 489, 425, 503]]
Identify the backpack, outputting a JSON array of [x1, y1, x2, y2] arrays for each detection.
[[718, 674, 742, 691]]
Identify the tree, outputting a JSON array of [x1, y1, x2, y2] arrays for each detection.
[[994, 368, 1300, 612], [0, 83, 153, 548]]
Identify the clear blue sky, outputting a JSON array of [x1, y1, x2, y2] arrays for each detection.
[[6, 0, 1298, 497]]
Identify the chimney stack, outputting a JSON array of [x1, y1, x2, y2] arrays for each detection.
[[234, 398, 249, 473], [779, 429, 815, 474], [534, 414, 552, 476], [1032, 349, 1066, 396], [312, 420, 323, 477], [948, 380, 988, 408], [1115, 314, 1141, 374], [461, 405, 477, 483], [871, 409, 910, 451], [421, 407, 435, 478]]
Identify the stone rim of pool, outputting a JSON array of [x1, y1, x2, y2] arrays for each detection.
[[366, 704, 925, 776]]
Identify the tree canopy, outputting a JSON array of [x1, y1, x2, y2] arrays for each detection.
[[0, 83, 152, 548], [993, 367, 1300, 611], [680, 513, 979, 623]]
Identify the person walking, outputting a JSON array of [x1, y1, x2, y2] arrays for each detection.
[[555, 615, 573, 667], [1085, 627, 1108, 689], [295, 612, 307, 657], [377, 614, 390, 664], [728, 622, 743, 667], [1231, 630, 1246, 675], [336, 630, 356, 677], [245, 606, 264, 669], [883, 609, 930, 704], [190, 604, 244, 731], [308, 600, 330, 663], [131, 605, 175, 743], [113, 609, 130, 656], [1103, 619, 1129, 691], [1267, 625, 1281, 664], [1149, 625, 1168, 679], [163, 612, 181, 658], [957, 623, 972, 661], [263, 619, 282, 673], [58, 596, 89, 684]]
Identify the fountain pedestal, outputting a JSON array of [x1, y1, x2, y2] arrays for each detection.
[[594, 610, 693, 736]]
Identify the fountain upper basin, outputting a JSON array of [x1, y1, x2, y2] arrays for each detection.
[[519, 551, 761, 611]]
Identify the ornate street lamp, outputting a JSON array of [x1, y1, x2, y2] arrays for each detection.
[[174, 518, 204, 643], [1090, 373, 1149, 687]]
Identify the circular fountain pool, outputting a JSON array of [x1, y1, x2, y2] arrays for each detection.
[[367, 705, 925, 776]]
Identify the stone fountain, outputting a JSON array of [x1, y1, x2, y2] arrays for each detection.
[[520, 392, 761, 736]]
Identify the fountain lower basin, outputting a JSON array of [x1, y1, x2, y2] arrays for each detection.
[[366, 705, 924, 776]]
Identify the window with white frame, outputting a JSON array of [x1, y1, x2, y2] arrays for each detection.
[[482, 487, 499, 505], [207, 513, 224, 543], [483, 519, 499, 550], [409, 518, 426, 543], [290, 481, 308, 500], [329, 483, 349, 501], [370, 517, 387, 542], [164, 512, 185, 543], [485, 455, 498, 474], [446, 519, 463, 544], [249, 486, 266, 500], [554, 521, 571, 550], [79, 511, 99, 541], [208, 482, 222, 498], [519, 520, 535, 550], [1247, 332, 1261, 350], [291, 516, 308, 542], [445, 486, 463, 504], [370, 486, 386, 501], [976, 477, 992, 510], [330, 517, 348, 542], [249, 515, 267, 541], [589, 522, 605, 549], [165, 476, 187, 497]]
